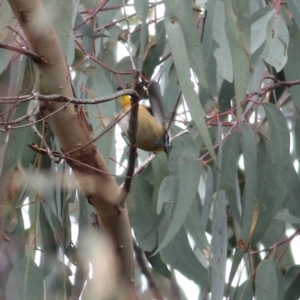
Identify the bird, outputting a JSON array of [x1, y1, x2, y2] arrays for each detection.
[[118, 81, 169, 153]]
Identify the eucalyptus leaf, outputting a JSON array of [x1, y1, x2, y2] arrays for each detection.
[[224, 0, 251, 118], [284, 21, 300, 110], [210, 190, 227, 300], [255, 258, 277, 300], [131, 176, 157, 252], [159, 205, 208, 287], [6, 256, 44, 300], [213, 1, 233, 82], [261, 13, 289, 72], [155, 134, 201, 253], [164, 6, 217, 164], [219, 130, 240, 191], [39, 204, 57, 276], [239, 123, 257, 245], [252, 103, 290, 244], [287, 0, 300, 30]]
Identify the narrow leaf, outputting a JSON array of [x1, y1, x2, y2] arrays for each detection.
[[255, 258, 277, 300], [261, 13, 289, 72], [284, 22, 300, 111], [239, 123, 257, 246], [201, 166, 214, 230], [252, 103, 290, 244], [39, 204, 57, 276], [213, 1, 233, 82], [219, 130, 240, 191], [287, 0, 300, 30], [210, 190, 227, 300], [164, 6, 217, 164], [131, 176, 157, 251], [159, 207, 208, 287], [155, 135, 201, 253], [224, 0, 251, 118]]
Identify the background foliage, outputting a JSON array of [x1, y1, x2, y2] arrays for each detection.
[[1, 0, 300, 299]]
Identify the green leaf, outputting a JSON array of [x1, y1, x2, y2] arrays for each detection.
[[187, 194, 224, 280], [131, 176, 157, 251], [284, 277, 300, 300], [5, 209, 25, 264], [275, 210, 300, 224], [164, 6, 217, 164], [0, 42, 14, 77], [155, 134, 201, 253], [201, 0, 218, 99], [284, 265, 300, 295], [97, 0, 123, 28], [255, 258, 277, 300], [143, 20, 166, 78], [226, 179, 242, 225], [251, 5, 273, 54], [71, 192, 91, 299], [261, 13, 289, 72], [228, 249, 247, 293], [224, 0, 250, 118], [282, 163, 300, 218], [157, 175, 178, 214], [287, 0, 300, 30], [239, 123, 257, 244], [0, 1, 13, 43], [43, 0, 75, 65], [295, 110, 300, 159], [252, 103, 290, 244], [232, 278, 254, 300], [134, 0, 149, 20], [210, 190, 227, 300], [284, 22, 300, 111], [164, 0, 209, 89], [201, 166, 214, 230], [1, 62, 38, 172], [159, 206, 208, 287], [6, 256, 44, 300], [111, 56, 137, 90], [186, 195, 209, 253], [219, 130, 240, 191], [227, 124, 257, 287], [213, 1, 233, 82], [151, 153, 169, 215], [39, 204, 57, 276], [163, 66, 181, 120], [134, 0, 148, 71], [74, 11, 95, 38], [277, 270, 285, 300], [145, 252, 171, 279]]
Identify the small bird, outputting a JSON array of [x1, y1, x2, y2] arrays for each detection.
[[118, 81, 169, 153]]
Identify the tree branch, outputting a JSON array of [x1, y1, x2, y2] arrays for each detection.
[[6, 0, 134, 290], [0, 42, 42, 63], [0, 89, 139, 104], [133, 241, 164, 300], [121, 71, 140, 202]]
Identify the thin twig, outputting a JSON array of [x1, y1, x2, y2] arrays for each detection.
[[121, 70, 140, 200], [133, 241, 164, 300], [250, 228, 300, 256], [73, 0, 109, 30], [0, 89, 139, 104], [7, 25, 28, 45], [27, 98, 60, 163], [0, 42, 43, 63]]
